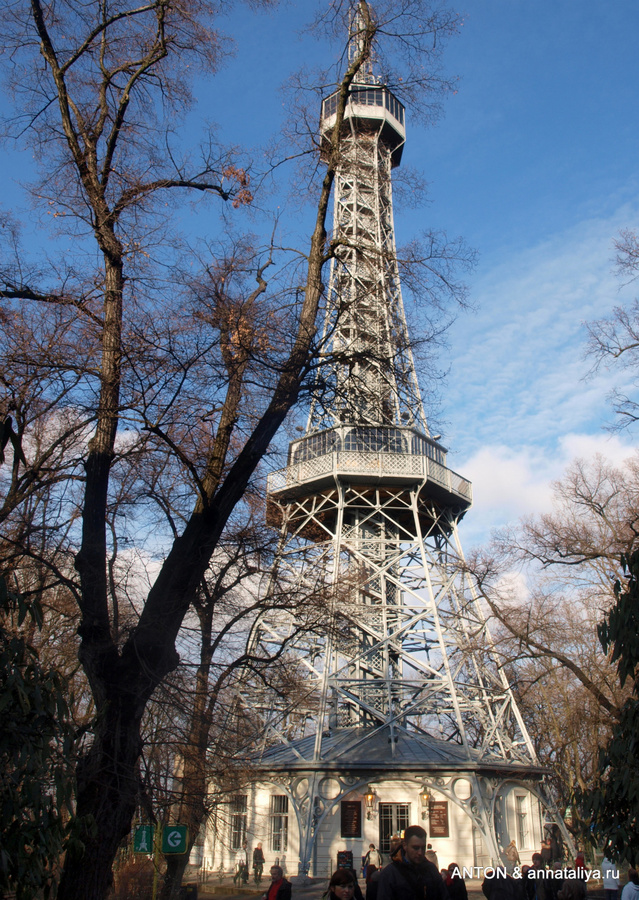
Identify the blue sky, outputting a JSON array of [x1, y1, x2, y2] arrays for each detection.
[[2, 0, 639, 548], [207, 0, 639, 547], [419, 0, 639, 545]]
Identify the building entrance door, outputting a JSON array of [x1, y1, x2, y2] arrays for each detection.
[[379, 803, 410, 856]]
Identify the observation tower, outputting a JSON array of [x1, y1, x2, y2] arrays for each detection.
[[209, 18, 572, 881]]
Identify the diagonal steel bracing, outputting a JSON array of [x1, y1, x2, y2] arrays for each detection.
[[247, 479, 536, 767]]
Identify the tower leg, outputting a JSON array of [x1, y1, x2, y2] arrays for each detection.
[[469, 775, 503, 866], [295, 772, 321, 881]]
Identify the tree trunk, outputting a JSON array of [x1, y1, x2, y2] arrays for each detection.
[[160, 656, 211, 900], [162, 850, 194, 900], [159, 758, 207, 900], [56, 11, 375, 897], [57, 685, 144, 899]]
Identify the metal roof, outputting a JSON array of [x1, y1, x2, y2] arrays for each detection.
[[255, 726, 546, 778]]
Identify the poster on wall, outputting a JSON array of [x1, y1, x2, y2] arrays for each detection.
[[341, 801, 362, 838], [429, 801, 449, 838]]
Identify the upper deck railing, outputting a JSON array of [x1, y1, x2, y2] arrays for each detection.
[[321, 86, 405, 128], [320, 84, 406, 165]]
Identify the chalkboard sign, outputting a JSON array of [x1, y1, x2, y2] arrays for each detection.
[[429, 801, 449, 838], [337, 850, 354, 869], [340, 801, 362, 838]]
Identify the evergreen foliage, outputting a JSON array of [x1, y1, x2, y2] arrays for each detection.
[[579, 548, 639, 863], [0, 575, 75, 899]]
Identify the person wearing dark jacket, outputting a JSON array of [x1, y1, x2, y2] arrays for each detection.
[[261, 866, 292, 900], [549, 826, 564, 864], [377, 825, 448, 900], [521, 866, 535, 900], [482, 868, 520, 900], [366, 866, 381, 900], [253, 844, 266, 883], [447, 863, 469, 900]]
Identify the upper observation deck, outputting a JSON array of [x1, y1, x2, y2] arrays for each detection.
[[320, 84, 406, 167], [266, 425, 472, 510]]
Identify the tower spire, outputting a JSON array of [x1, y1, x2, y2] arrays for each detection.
[[347, 3, 376, 83]]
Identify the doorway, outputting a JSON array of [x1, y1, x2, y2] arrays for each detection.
[[379, 803, 410, 856]]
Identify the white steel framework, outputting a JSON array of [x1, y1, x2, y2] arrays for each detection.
[[232, 54, 571, 877]]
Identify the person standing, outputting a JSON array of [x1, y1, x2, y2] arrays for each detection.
[[549, 826, 564, 864], [234, 844, 248, 887], [505, 841, 520, 875], [447, 863, 469, 900], [482, 868, 518, 900], [521, 866, 536, 900], [253, 843, 266, 884], [241, 841, 250, 884], [261, 865, 292, 900], [557, 881, 586, 900], [377, 825, 448, 900], [366, 865, 381, 900], [426, 844, 439, 869], [364, 844, 383, 876], [540, 840, 552, 869], [602, 858, 620, 900], [548, 861, 564, 900], [531, 852, 547, 900], [621, 870, 639, 900]]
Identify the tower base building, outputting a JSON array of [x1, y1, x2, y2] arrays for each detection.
[[199, 736, 554, 879]]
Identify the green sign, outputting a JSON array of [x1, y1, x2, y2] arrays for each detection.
[[162, 825, 189, 855], [133, 825, 154, 854]]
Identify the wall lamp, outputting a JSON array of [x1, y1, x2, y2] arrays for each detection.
[[365, 786, 378, 820], [420, 787, 430, 821]]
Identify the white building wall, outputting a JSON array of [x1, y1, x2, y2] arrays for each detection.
[[498, 783, 544, 867], [205, 777, 544, 877]]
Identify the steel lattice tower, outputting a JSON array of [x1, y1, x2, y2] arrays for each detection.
[[231, 20, 570, 876]]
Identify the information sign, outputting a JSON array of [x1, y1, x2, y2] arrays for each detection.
[[133, 825, 154, 854], [428, 801, 449, 838], [162, 825, 189, 854], [340, 801, 362, 838]]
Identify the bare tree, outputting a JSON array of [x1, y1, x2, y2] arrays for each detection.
[[556, 221, 639, 860], [0, 0, 470, 895], [468, 455, 637, 834], [588, 229, 639, 426], [154, 520, 335, 899]]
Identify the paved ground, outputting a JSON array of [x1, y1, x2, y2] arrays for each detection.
[[195, 877, 489, 900], [193, 877, 609, 900]]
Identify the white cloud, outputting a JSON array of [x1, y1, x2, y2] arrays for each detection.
[[434, 197, 639, 549], [557, 431, 637, 465], [456, 432, 638, 548], [443, 201, 639, 461]]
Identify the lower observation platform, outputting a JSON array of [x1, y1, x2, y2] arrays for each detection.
[[267, 424, 472, 509], [267, 449, 471, 505]]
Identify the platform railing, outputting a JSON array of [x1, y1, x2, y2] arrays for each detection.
[[266, 450, 472, 503]]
